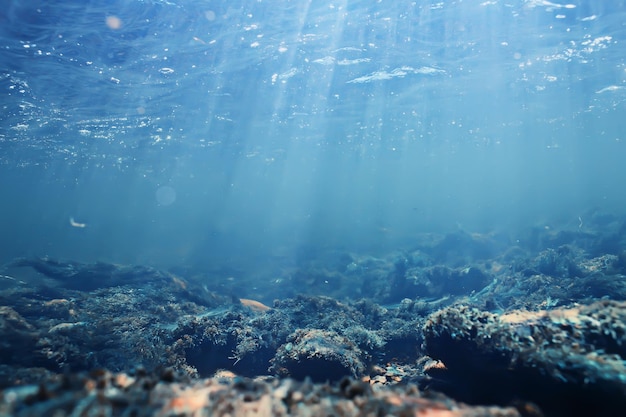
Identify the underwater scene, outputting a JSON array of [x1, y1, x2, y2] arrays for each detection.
[[1, 0, 626, 416]]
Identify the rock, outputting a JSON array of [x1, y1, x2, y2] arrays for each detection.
[[423, 301, 626, 416], [271, 329, 365, 382]]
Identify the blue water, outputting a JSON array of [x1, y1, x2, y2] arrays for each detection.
[[1, 0, 625, 288]]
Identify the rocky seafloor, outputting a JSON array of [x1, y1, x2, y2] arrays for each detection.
[[1, 212, 625, 416]]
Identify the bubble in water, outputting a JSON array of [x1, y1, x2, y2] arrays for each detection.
[[106, 16, 122, 30], [156, 186, 176, 206]]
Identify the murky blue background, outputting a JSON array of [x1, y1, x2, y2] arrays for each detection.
[[1, 0, 625, 282]]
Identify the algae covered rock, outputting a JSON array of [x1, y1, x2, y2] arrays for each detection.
[[271, 329, 365, 382], [422, 300, 626, 415]]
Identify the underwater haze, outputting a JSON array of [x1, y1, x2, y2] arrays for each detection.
[[1, 0, 625, 281]]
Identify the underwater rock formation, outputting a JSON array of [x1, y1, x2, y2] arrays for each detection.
[[423, 301, 626, 416], [0, 368, 524, 417], [2, 219, 626, 416], [270, 328, 365, 381]]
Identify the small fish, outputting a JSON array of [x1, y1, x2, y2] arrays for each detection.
[[239, 298, 272, 313], [595, 85, 624, 94], [0, 274, 26, 284], [69, 217, 87, 228]]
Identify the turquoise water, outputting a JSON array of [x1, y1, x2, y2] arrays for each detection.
[[1, 0, 625, 287]]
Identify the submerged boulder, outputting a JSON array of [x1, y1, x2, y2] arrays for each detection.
[[423, 301, 626, 416], [271, 329, 365, 382]]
